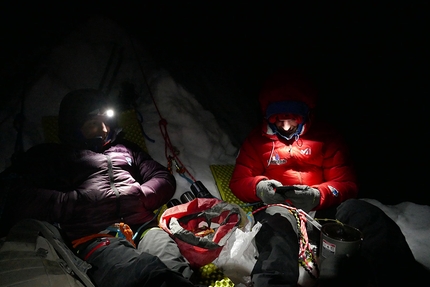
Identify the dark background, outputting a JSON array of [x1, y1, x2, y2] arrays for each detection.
[[1, 2, 429, 205]]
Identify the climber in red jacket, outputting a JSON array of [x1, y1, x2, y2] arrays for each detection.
[[229, 69, 424, 287], [229, 69, 358, 211]]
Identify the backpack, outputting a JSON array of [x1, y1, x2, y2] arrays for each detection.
[[0, 219, 94, 287]]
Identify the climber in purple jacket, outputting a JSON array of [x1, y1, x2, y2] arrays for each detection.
[[0, 89, 195, 287]]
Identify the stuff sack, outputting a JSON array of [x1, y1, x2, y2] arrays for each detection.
[[159, 198, 248, 269], [0, 219, 94, 287]]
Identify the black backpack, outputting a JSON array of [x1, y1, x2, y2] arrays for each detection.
[[0, 219, 94, 287]]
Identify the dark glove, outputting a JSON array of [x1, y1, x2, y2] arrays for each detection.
[[280, 185, 320, 212], [256, 179, 284, 204]]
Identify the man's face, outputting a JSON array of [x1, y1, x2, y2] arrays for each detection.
[[80, 116, 110, 141], [273, 114, 301, 137]]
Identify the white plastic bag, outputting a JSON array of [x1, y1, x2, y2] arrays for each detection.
[[213, 217, 262, 285]]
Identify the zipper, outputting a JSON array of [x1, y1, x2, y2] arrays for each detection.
[[106, 154, 123, 221]]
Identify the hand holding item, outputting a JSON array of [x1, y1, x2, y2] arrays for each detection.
[[277, 185, 320, 212], [256, 180, 284, 204]]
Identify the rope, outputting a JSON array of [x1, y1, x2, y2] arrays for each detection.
[[129, 36, 197, 183], [155, 102, 196, 182], [252, 203, 319, 279], [135, 110, 155, 143], [132, 208, 162, 242]]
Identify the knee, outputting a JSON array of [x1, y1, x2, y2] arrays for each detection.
[[255, 206, 299, 235], [138, 227, 174, 252], [335, 199, 387, 228]]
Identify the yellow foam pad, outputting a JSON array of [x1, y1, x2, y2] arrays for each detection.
[[42, 116, 61, 144], [210, 164, 252, 213], [116, 110, 148, 153]]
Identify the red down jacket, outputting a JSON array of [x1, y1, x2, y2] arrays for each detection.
[[229, 70, 358, 210]]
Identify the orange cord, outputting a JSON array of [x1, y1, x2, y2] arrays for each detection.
[[72, 233, 114, 249], [72, 222, 136, 249], [119, 222, 136, 247]]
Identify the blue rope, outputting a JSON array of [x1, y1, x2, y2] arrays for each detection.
[[135, 110, 155, 143], [179, 173, 194, 185], [132, 208, 161, 242]]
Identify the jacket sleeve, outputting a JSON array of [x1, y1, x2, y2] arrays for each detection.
[[0, 169, 80, 237], [311, 132, 358, 210], [0, 144, 80, 232], [133, 151, 176, 211], [229, 132, 268, 203]]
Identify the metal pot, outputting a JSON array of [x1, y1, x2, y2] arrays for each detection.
[[319, 222, 363, 263]]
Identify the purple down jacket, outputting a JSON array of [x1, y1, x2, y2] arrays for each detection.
[[0, 140, 175, 241], [0, 89, 176, 241]]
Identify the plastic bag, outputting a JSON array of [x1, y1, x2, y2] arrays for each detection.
[[159, 197, 248, 269], [213, 216, 262, 285]]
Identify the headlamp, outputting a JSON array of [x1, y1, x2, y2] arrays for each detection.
[[105, 109, 114, 118], [88, 108, 115, 118]]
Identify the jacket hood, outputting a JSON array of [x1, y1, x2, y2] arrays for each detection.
[[58, 89, 118, 149], [258, 69, 318, 140], [258, 69, 318, 119]]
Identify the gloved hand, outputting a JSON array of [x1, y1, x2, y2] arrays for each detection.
[[256, 179, 284, 204], [280, 185, 320, 212]]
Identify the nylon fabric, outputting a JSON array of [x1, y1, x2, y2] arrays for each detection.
[[80, 237, 194, 287], [0, 219, 94, 287]]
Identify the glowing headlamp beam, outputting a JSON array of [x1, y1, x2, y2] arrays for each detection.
[[105, 109, 114, 118]]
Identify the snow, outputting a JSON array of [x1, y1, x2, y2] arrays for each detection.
[[1, 11, 429, 273]]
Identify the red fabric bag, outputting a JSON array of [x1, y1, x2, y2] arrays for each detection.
[[159, 197, 247, 268]]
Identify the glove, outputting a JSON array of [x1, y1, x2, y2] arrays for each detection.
[[256, 179, 284, 204], [280, 185, 320, 212]]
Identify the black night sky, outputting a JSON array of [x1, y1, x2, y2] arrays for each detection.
[[1, 2, 429, 204]]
